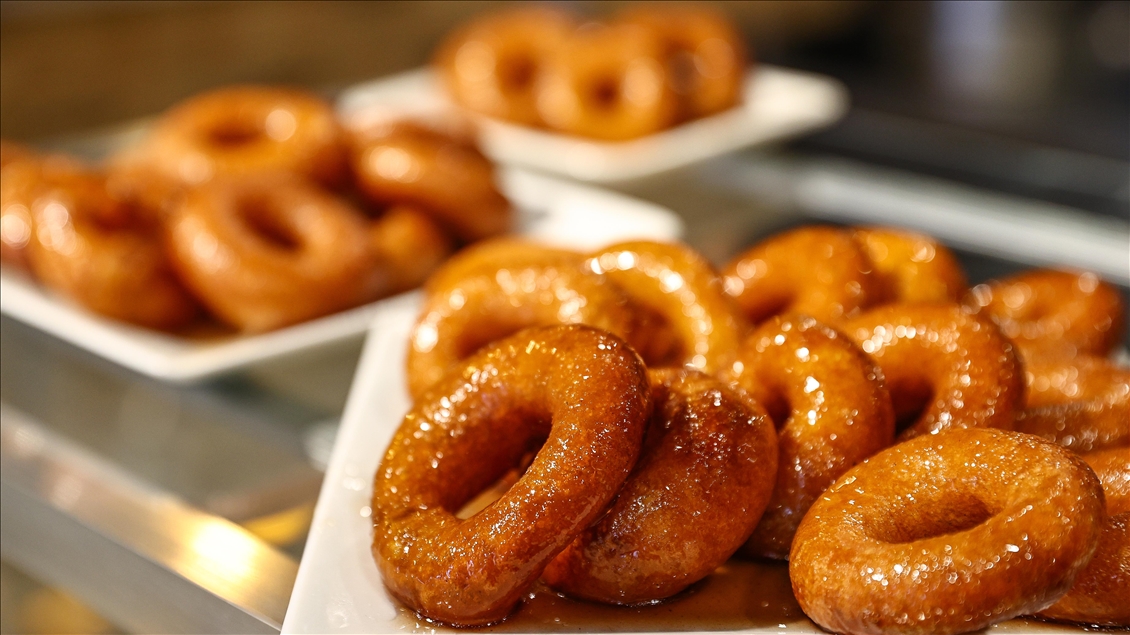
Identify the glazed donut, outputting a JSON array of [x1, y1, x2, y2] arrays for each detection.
[[1015, 356, 1130, 454], [424, 237, 582, 294], [790, 428, 1106, 635], [722, 226, 879, 326], [845, 304, 1024, 439], [351, 121, 512, 241], [369, 205, 453, 295], [617, 4, 746, 118], [372, 325, 650, 626], [1037, 513, 1130, 627], [1, 154, 44, 269], [13, 158, 198, 329], [166, 173, 380, 332], [536, 23, 678, 140], [543, 368, 778, 604], [963, 269, 1125, 360], [435, 7, 576, 126], [852, 227, 967, 305], [1038, 448, 1130, 625], [587, 241, 746, 374], [405, 257, 639, 398], [727, 315, 895, 560], [136, 86, 346, 186]]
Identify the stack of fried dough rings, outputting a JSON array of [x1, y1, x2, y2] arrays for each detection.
[[0, 86, 512, 333], [372, 225, 1130, 633], [435, 4, 747, 140]]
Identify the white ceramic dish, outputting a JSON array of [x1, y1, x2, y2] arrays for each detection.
[[338, 66, 848, 183], [282, 298, 1079, 634], [0, 168, 682, 382]]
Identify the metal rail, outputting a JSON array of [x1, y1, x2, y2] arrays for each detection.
[[0, 404, 297, 634]]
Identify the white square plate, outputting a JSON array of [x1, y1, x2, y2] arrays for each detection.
[[283, 300, 1078, 634], [0, 168, 682, 382], [338, 66, 848, 183]]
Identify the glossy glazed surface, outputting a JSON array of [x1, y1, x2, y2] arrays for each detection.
[[588, 240, 746, 374], [543, 368, 778, 604], [790, 428, 1106, 635], [1016, 356, 1130, 454], [1036, 512, 1130, 626], [166, 174, 379, 332], [728, 315, 895, 559], [132, 85, 346, 186], [964, 269, 1125, 360], [372, 325, 650, 626], [722, 226, 878, 326], [853, 227, 967, 305], [845, 304, 1023, 439], [369, 205, 453, 295], [1083, 446, 1130, 515], [351, 121, 512, 242]]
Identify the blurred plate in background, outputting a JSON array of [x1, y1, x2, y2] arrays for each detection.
[[339, 66, 848, 183]]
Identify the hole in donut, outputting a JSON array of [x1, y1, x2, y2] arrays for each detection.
[[889, 376, 935, 432], [865, 491, 996, 544], [455, 443, 544, 520], [500, 56, 537, 92], [206, 118, 264, 148], [589, 77, 621, 110], [236, 196, 301, 251]]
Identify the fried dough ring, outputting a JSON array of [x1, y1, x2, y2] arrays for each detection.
[[536, 23, 678, 140], [1038, 448, 1130, 625], [351, 121, 511, 241], [845, 304, 1024, 439], [852, 227, 967, 305], [137, 86, 346, 186], [369, 205, 453, 295], [963, 270, 1125, 360], [166, 174, 380, 332], [435, 7, 576, 126], [723, 226, 878, 326], [372, 325, 650, 626], [10, 157, 198, 329], [588, 241, 746, 374], [543, 368, 778, 604], [1015, 356, 1130, 454], [790, 428, 1106, 635], [405, 258, 640, 398], [617, 4, 746, 119], [727, 315, 895, 559]]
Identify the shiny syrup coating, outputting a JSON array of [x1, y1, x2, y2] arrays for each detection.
[[351, 121, 512, 242], [845, 304, 1024, 439], [722, 226, 879, 326], [1082, 446, 1130, 515], [536, 22, 679, 141], [727, 315, 895, 559], [434, 7, 576, 126], [10, 156, 199, 330], [372, 325, 650, 626], [166, 173, 381, 332], [424, 237, 582, 295], [543, 368, 778, 604], [852, 227, 967, 305], [1015, 356, 1130, 454], [1036, 512, 1130, 626], [405, 258, 640, 398], [138, 85, 347, 186], [588, 240, 747, 375], [790, 428, 1106, 635], [615, 3, 746, 119], [963, 269, 1125, 361]]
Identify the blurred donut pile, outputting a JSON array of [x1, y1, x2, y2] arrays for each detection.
[[371, 227, 1129, 632], [435, 4, 747, 140], [0, 88, 512, 333]]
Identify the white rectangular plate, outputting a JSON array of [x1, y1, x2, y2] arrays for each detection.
[[338, 66, 848, 183], [0, 168, 682, 382], [283, 300, 1079, 634]]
